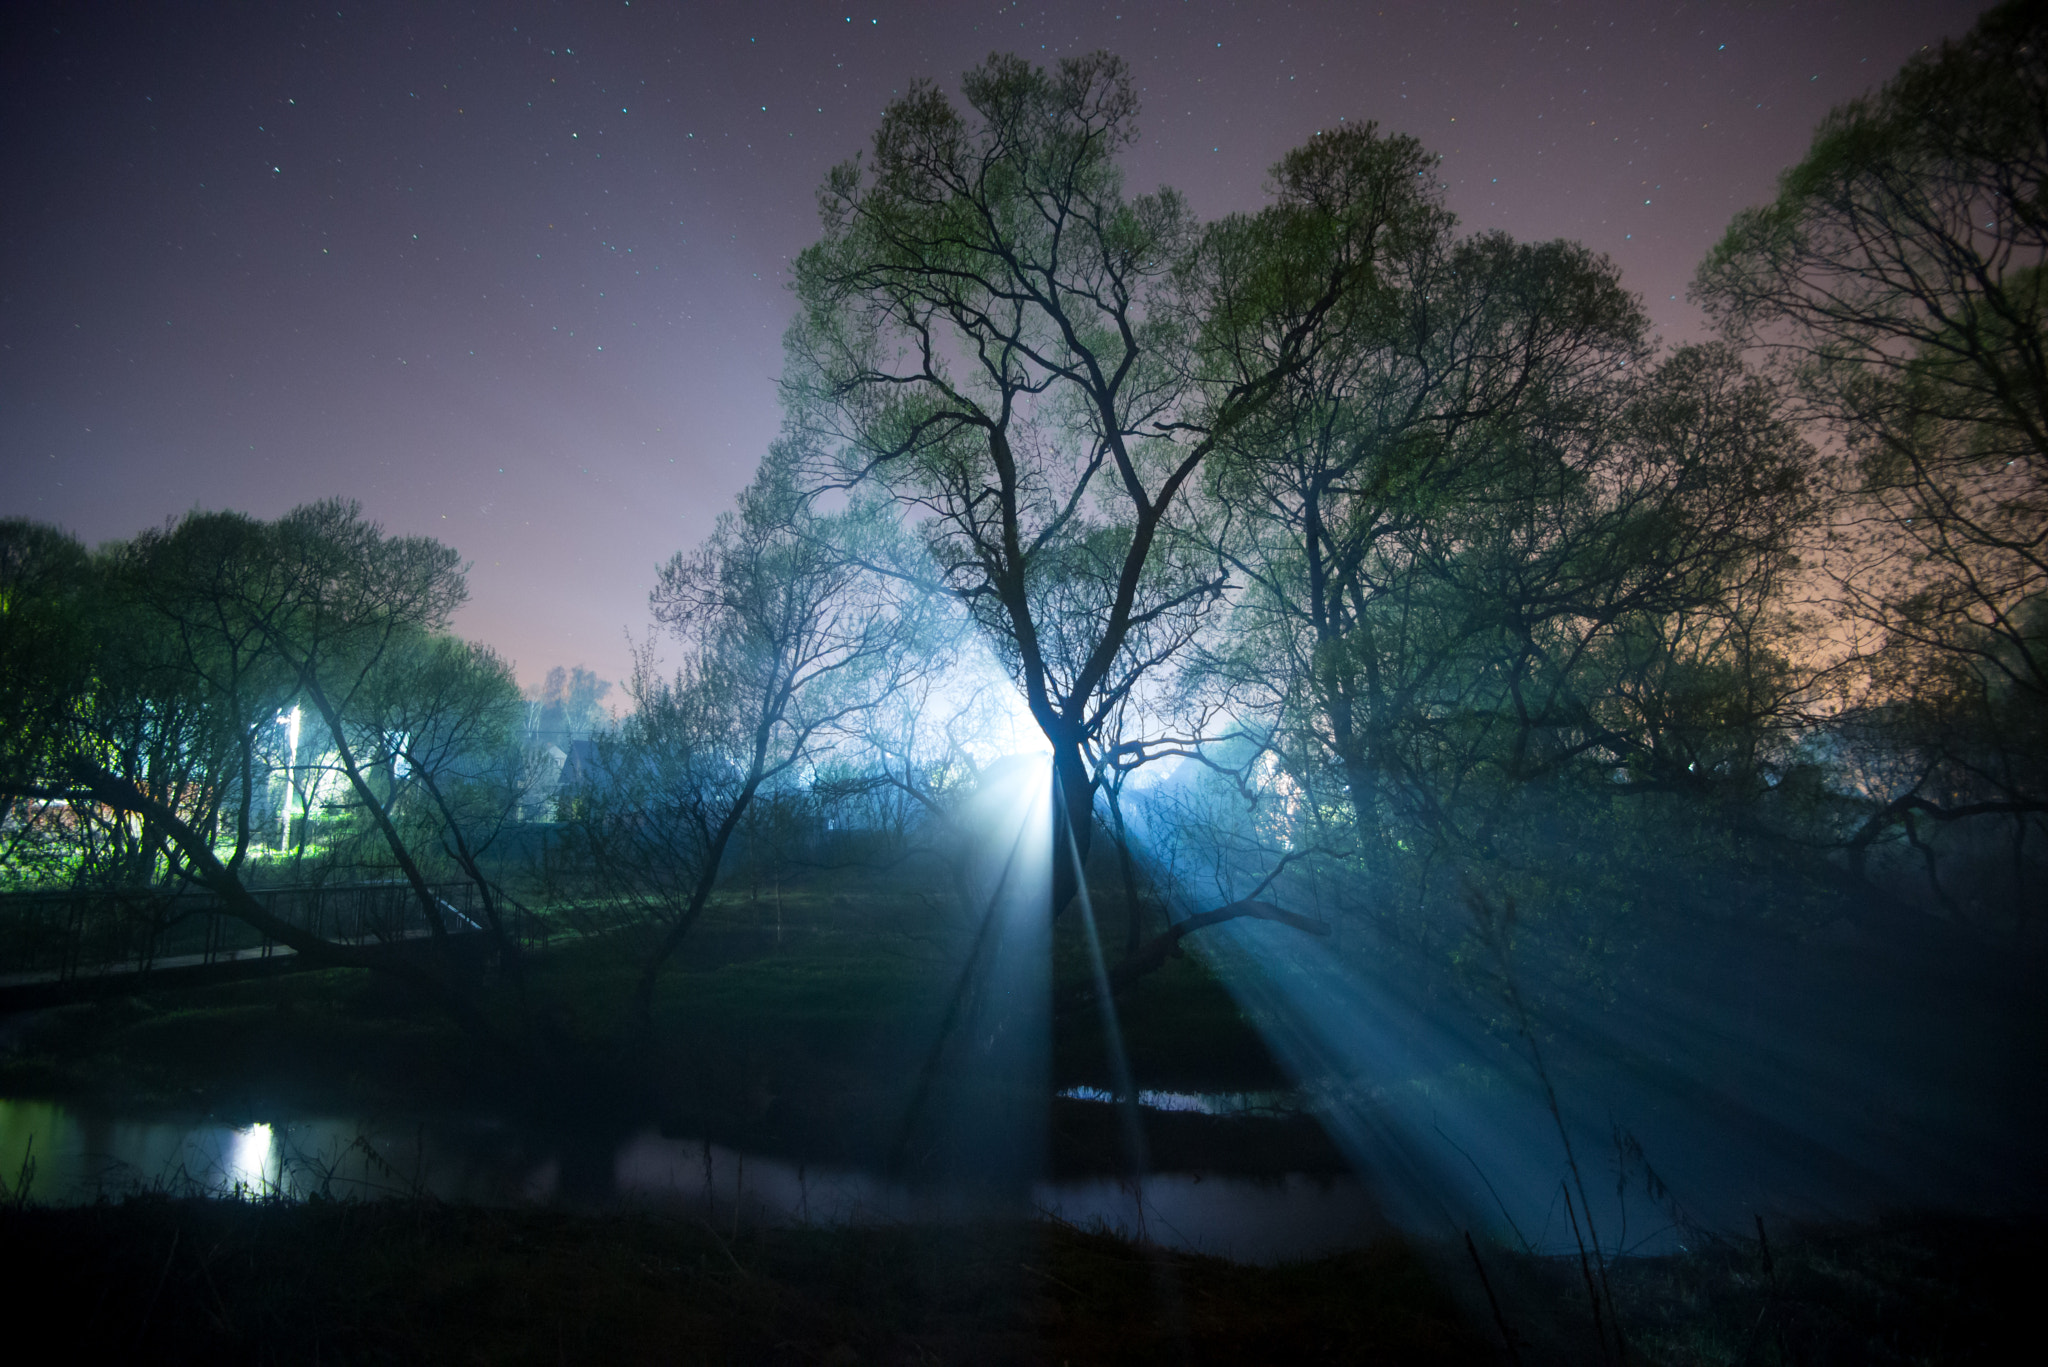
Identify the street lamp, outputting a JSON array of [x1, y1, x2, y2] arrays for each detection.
[[277, 704, 301, 851]]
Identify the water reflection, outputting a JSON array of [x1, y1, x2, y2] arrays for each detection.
[[0, 1097, 1381, 1264], [1056, 1084, 1300, 1116], [1040, 1172, 1385, 1262], [0, 1101, 548, 1205], [613, 1131, 1382, 1262], [225, 1121, 275, 1193]]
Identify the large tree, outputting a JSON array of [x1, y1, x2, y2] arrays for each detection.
[[1695, 0, 2048, 902], [112, 503, 486, 946], [1199, 231, 1649, 868], [1201, 236, 1813, 938], [783, 52, 1435, 911], [0, 506, 519, 1030], [1, 517, 269, 893]]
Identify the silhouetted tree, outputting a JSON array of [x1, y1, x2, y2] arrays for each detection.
[[783, 52, 1436, 914], [528, 665, 611, 749], [556, 450, 925, 1031], [1696, 0, 2048, 912], [0, 506, 518, 1035], [358, 631, 533, 981], [1200, 246, 1813, 944]]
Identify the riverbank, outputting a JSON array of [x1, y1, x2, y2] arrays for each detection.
[[0, 880, 1346, 1181]]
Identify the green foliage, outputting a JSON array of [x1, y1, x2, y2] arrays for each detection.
[[1194, 167, 1815, 958], [1696, 0, 2048, 906], [0, 503, 540, 1040], [786, 54, 1456, 902]]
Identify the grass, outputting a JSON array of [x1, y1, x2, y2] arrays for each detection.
[[3, 1193, 2031, 1364], [1464, 1211, 2041, 1366], [0, 1193, 1483, 1365]]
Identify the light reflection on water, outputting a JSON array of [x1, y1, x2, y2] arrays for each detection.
[[0, 1100, 546, 1205], [0, 1100, 296, 1200], [226, 1120, 275, 1193], [0, 1097, 1382, 1264]]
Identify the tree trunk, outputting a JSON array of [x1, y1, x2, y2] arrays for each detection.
[[1105, 784, 1146, 959], [1049, 740, 1094, 919]]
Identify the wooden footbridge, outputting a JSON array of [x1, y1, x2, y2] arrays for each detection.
[[0, 880, 546, 1011]]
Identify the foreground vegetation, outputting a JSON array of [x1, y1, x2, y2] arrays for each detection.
[[0, 1197, 1480, 1366], [0, 1193, 2027, 1364]]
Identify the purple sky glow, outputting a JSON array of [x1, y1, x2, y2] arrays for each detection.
[[1, 0, 1985, 692]]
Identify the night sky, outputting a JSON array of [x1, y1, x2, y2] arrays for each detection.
[[1, 0, 1986, 693]]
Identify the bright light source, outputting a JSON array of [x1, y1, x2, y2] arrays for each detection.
[[228, 1121, 275, 1195], [277, 705, 302, 850]]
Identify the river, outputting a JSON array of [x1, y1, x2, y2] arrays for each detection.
[[0, 1093, 1386, 1264]]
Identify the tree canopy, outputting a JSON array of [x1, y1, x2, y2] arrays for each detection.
[[783, 52, 1457, 907], [1697, 0, 2048, 893]]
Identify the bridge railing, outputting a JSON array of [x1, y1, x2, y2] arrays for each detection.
[[0, 880, 553, 987]]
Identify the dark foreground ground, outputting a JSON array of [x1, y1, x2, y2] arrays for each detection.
[[2, 1195, 1476, 1365], [0, 1195, 2033, 1365]]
